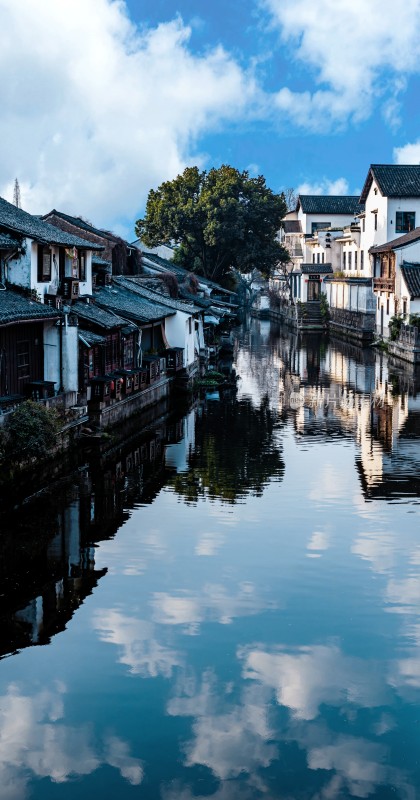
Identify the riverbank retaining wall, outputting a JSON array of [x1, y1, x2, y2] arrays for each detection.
[[388, 325, 420, 364]]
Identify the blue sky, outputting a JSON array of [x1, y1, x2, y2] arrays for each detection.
[[1, 0, 420, 236]]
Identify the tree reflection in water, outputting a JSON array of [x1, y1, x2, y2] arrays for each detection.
[[171, 395, 284, 504]]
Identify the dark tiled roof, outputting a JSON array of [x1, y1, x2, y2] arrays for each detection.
[[73, 300, 128, 330], [43, 209, 118, 241], [178, 290, 212, 309], [79, 328, 106, 347], [297, 196, 364, 215], [0, 232, 20, 249], [282, 220, 302, 233], [93, 285, 174, 324], [369, 227, 420, 254], [0, 197, 103, 249], [114, 276, 202, 314], [92, 256, 112, 267], [0, 288, 60, 325], [400, 262, 420, 298], [141, 250, 237, 296], [300, 263, 334, 274], [360, 165, 420, 203]]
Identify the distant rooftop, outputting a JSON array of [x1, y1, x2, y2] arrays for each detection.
[[93, 284, 175, 324], [297, 196, 364, 216], [360, 165, 420, 203], [114, 276, 202, 315], [43, 209, 119, 241], [72, 299, 131, 330], [0, 197, 103, 250], [141, 250, 237, 296], [300, 263, 334, 274]]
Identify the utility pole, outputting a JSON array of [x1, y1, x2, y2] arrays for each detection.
[[13, 178, 21, 208]]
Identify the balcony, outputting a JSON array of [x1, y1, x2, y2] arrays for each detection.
[[373, 277, 395, 293]]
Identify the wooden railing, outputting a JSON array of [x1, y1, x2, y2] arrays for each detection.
[[373, 277, 394, 293]]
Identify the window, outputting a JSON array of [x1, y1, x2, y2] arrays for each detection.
[[343, 252, 346, 269], [312, 253, 315, 263], [386, 298, 389, 315], [311, 221, 331, 234], [378, 296, 380, 310], [348, 252, 352, 270], [17, 340, 30, 381], [79, 251, 87, 282], [403, 299, 407, 316], [124, 337, 134, 368], [374, 213, 378, 231], [37, 245, 52, 282], [361, 250, 364, 270], [396, 211, 415, 233], [355, 252, 358, 270], [317, 253, 320, 264], [362, 217, 365, 232], [105, 333, 119, 372], [322, 252, 325, 263]]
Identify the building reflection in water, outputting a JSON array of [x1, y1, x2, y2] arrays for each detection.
[[1, 320, 420, 798], [0, 414, 186, 660], [3, 326, 420, 659], [245, 322, 420, 503]]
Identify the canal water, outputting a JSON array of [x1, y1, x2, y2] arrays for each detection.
[[1, 319, 420, 799]]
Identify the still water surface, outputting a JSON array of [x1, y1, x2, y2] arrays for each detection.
[[1, 320, 420, 799]]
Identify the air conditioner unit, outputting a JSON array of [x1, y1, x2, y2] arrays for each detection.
[[44, 293, 63, 310], [63, 278, 80, 300]]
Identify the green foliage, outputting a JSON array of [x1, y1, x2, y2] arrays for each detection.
[[389, 314, 404, 341], [409, 313, 420, 329], [4, 401, 60, 463], [136, 165, 288, 283], [195, 370, 226, 388], [320, 292, 330, 322]]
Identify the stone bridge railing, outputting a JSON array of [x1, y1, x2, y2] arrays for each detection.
[[397, 324, 420, 347]]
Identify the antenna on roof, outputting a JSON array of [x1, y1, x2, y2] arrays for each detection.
[[13, 178, 21, 209]]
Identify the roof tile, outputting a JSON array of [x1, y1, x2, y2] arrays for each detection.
[[401, 262, 420, 299], [0, 197, 103, 249], [0, 288, 60, 325], [298, 196, 364, 215]]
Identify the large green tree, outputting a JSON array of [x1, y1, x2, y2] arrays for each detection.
[[135, 165, 289, 283]]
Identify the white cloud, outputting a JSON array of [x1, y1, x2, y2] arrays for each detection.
[[241, 643, 387, 720], [168, 671, 276, 782], [307, 530, 329, 553], [352, 531, 396, 574], [308, 735, 389, 798], [297, 178, 350, 196], [394, 141, 420, 165], [264, 0, 420, 130], [0, 0, 256, 234], [152, 582, 272, 633], [93, 609, 183, 677], [0, 682, 142, 798]]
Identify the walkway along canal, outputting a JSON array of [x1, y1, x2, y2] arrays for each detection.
[[1, 318, 420, 799]]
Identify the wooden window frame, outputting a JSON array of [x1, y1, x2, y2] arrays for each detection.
[[37, 244, 52, 282]]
